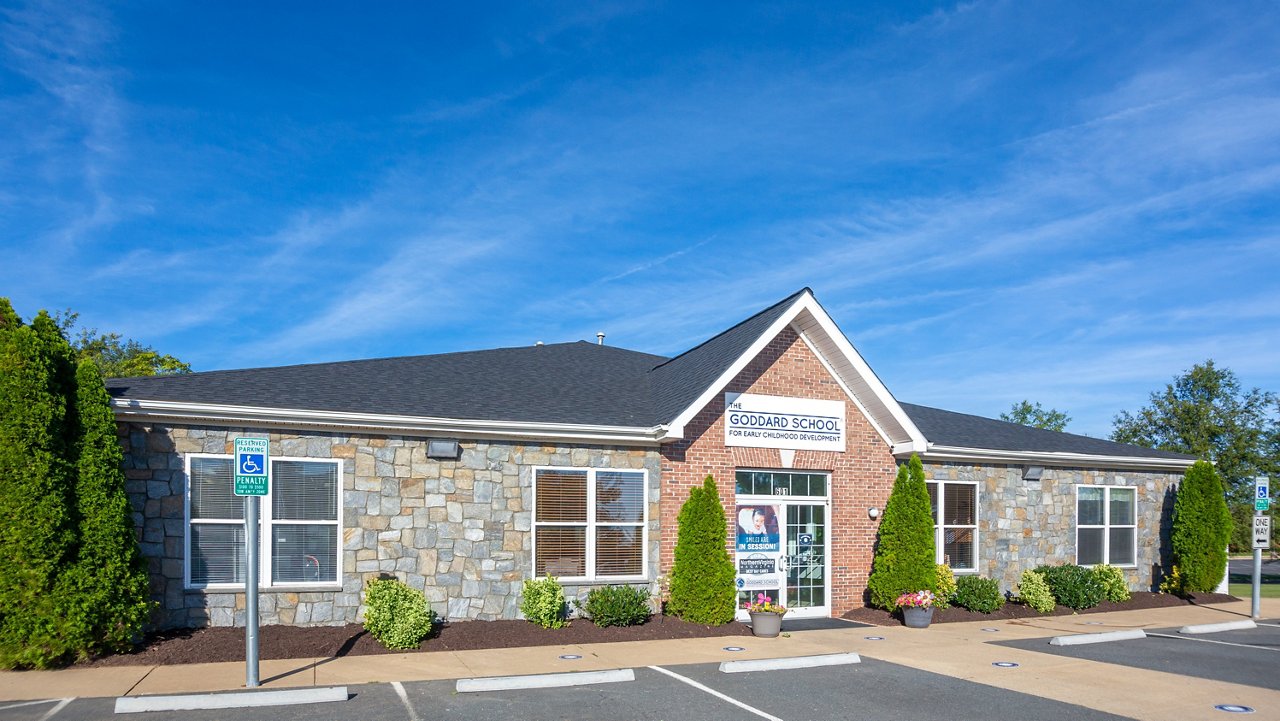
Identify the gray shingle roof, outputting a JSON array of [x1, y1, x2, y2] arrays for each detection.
[[107, 288, 1193, 462], [899, 402, 1195, 460]]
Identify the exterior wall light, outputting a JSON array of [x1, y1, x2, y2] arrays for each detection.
[[427, 439, 461, 460], [868, 507, 880, 520]]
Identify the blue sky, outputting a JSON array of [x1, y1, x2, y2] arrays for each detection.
[[2, 1, 1278, 437]]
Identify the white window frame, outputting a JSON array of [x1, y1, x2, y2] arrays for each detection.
[[184, 453, 344, 591], [1075, 484, 1137, 568], [531, 466, 648, 583], [927, 480, 979, 573]]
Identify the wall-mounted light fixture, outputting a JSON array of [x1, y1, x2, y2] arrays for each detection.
[[1023, 465, 1044, 481], [427, 439, 461, 460], [868, 507, 881, 520]]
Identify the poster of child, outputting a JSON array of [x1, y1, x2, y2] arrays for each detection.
[[736, 504, 780, 552]]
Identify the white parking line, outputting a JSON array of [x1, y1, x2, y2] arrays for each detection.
[[0, 700, 62, 711], [1148, 632, 1280, 652], [36, 698, 72, 721], [647, 666, 784, 721], [390, 682, 420, 721]]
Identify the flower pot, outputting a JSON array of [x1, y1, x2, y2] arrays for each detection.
[[902, 606, 933, 628], [749, 611, 784, 638]]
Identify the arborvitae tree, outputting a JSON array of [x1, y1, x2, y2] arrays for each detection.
[[0, 304, 78, 668], [867, 454, 937, 610], [1169, 460, 1232, 593], [59, 359, 154, 655], [667, 476, 737, 624]]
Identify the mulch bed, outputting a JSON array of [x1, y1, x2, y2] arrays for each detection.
[[80, 615, 752, 668], [841, 591, 1239, 626]]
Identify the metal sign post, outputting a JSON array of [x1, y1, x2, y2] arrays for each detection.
[[234, 437, 269, 688], [1253, 477, 1269, 620]]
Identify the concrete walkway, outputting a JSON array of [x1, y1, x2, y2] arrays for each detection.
[[2, 597, 1277, 720]]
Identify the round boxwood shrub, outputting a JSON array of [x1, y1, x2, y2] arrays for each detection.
[[1035, 564, 1104, 610], [363, 577, 437, 650], [1093, 564, 1131, 603], [953, 575, 1004, 613], [577, 585, 651, 627], [1017, 570, 1056, 613], [520, 576, 568, 629]]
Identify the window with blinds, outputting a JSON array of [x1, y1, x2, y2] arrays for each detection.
[[1077, 485, 1136, 567], [185, 454, 342, 589], [533, 468, 646, 580], [927, 481, 978, 572]]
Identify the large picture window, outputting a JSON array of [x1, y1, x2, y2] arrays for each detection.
[[533, 468, 646, 580], [927, 481, 977, 572], [1077, 485, 1136, 567], [186, 455, 342, 589]]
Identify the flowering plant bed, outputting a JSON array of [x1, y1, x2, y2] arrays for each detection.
[[844, 591, 1238, 626]]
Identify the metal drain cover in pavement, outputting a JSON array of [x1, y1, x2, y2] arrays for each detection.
[[864, 636, 885, 641], [992, 661, 1020, 668], [1214, 705, 1254, 714], [558, 654, 582, 660], [723, 646, 746, 652]]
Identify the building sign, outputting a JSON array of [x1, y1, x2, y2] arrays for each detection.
[[724, 393, 845, 452]]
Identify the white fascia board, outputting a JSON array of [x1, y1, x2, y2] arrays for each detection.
[[912, 444, 1196, 472], [663, 292, 928, 452], [794, 328, 897, 450], [110, 398, 664, 446]]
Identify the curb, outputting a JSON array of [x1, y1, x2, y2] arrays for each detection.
[[1179, 620, 1257, 634], [1049, 629, 1147, 646], [719, 652, 862, 674], [456, 669, 635, 693], [113, 686, 348, 714]]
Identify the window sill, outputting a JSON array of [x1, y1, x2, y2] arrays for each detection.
[[185, 583, 345, 593], [540, 576, 651, 586]]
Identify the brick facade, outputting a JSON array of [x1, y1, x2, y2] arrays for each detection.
[[658, 326, 898, 614]]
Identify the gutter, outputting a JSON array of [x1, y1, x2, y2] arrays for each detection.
[[110, 398, 666, 446], [908, 444, 1196, 472]]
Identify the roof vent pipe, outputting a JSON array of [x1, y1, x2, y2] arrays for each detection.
[[535, 341, 544, 346], [596, 332, 605, 345]]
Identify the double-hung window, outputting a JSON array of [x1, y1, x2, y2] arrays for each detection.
[[1077, 485, 1136, 566], [533, 468, 646, 580], [186, 454, 342, 589], [926, 481, 977, 572]]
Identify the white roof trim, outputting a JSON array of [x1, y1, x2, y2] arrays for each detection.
[[111, 398, 665, 446], [662, 291, 928, 451], [912, 444, 1196, 472]]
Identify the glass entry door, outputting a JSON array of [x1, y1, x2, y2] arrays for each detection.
[[734, 496, 829, 620], [782, 503, 826, 616]]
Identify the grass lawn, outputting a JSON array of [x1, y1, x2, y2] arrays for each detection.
[[1229, 580, 1280, 598]]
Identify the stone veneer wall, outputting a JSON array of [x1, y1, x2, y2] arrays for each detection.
[[660, 326, 899, 615], [921, 461, 1181, 592], [118, 422, 661, 628]]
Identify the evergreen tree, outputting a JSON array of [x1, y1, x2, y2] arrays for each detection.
[[667, 476, 737, 624], [59, 360, 154, 655], [867, 454, 937, 610], [0, 304, 78, 667], [1169, 460, 1232, 593]]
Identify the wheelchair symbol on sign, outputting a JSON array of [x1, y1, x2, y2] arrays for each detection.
[[239, 454, 263, 475]]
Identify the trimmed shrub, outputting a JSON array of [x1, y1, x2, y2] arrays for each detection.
[[1159, 565, 1186, 595], [1093, 564, 1131, 603], [934, 564, 957, 608], [59, 359, 155, 657], [1017, 570, 1057, 613], [521, 576, 568, 629], [953, 575, 1004, 613], [867, 455, 936, 610], [0, 305, 79, 669], [1035, 564, 1104, 610], [577, 585, 651, 627], [667, 476, 737, 625], [1170, 460, 1232, 593], [363, 577, 436, 650]]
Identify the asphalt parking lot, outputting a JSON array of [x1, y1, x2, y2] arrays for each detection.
[[0, 658, 1132, 721], [995, 619, 1280, 692]]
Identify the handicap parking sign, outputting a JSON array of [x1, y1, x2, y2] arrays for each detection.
[[234, 438, 269, 496]]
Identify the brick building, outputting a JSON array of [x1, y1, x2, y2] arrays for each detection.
[[107, 289, 1194, 628]]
